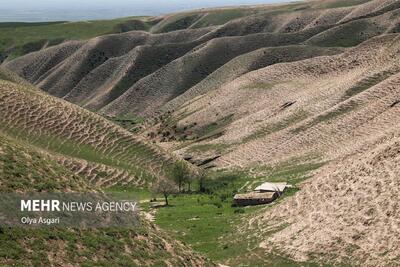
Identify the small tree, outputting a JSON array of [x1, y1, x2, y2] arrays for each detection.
[[187, 176, 194, 192], [151, 178, 178, 206], [169, 161, 191, 192], [197, 170, 207, 193]]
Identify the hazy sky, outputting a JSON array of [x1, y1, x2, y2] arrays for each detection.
[[0, 0, 293, 22]]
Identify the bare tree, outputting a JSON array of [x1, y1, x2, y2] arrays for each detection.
[[151, 178, 178, 206]]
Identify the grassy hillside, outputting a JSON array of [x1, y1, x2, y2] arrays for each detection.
[[0, 137, 209, 267], [0, 0, 393, 62], [0, 224, 210, 266], [0, 69, 211, 266], [0, 17, 157, 59], [154, 161, 327, 266], [164, 33, 400, 266], [0, 4, 278, 60], [0, 132, 89, 192], [150, 7, 261, 33], [0, 75, 178, 188]]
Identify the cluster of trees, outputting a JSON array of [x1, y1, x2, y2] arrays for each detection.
[[151, 161, 207, 206]]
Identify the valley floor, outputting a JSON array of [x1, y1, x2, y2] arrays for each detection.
[[116, 160, 334, 266]]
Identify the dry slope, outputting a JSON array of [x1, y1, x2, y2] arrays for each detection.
[[248, 118, 400, 266], [162, 28, 400, 267], [172, 34, 400, 169], [5, 0, 400, 118]]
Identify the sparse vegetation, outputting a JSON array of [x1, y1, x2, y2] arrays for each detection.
[[187, 143, 231, 153], [243, 109, 309, 142], [306, 20, 381, 47], [0, 133, 89, 191], [195, 115, 234, 141], [107, 115, 145, 132], [158, 14, 202, 33], [0, 79, 177, 186], [319, 0, 372, 9], [342, 68, 400, 100], [242, 81, 290, 90], [0, 75, 208, 267], [291, 101, 359, 134], [191, 9, 249, 28]]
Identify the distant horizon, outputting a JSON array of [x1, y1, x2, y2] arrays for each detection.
[[0, 0, 295, 22]]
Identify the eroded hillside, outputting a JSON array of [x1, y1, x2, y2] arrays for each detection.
[[0, 69, 210, 266], [174, 34, 400, 168], [0, 74, 179, 187], [6, 0, 400, 119], [2, 0, 400, 266], [0, 134, 209, 267], [247, 116, 400, 266]]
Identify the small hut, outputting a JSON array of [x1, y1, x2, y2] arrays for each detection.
[[233, 182, 291, 206], [233, 191, 278, 206], [254, 182, 288, 194]]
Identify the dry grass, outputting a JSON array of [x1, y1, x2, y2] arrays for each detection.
[[174, 34, 400, 169], [5, 0, 400, 119], [161, 33, 400, 266], [248, 128, 400, 266]]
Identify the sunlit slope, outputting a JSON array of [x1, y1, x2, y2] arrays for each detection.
[[5, 0, 400, 118], [4, 29, 211, 109], [161, 45, 343, 114], [0, 223, 210, 266], [100, 27, 332, 117], [172, 34, 400, 168], [248, 96, 400, 266], [1, 1, 400, 266], [0, 132, 90, 191]]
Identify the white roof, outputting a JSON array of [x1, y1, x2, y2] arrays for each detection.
[[254, 182, 288, 192]]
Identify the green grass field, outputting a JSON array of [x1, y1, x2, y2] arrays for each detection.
[[0, 223, 196, 266], [0, 132, 89, 191], [0, 17, 150, 58], [151, 160, 327, 265], [191, 9, 249, 28]]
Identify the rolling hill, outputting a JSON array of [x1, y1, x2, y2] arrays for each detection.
[[4, 0, 400, 120], [2, 0, 400, 266], [0, 68, 180, 188], [0, 68, 210, 266]]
